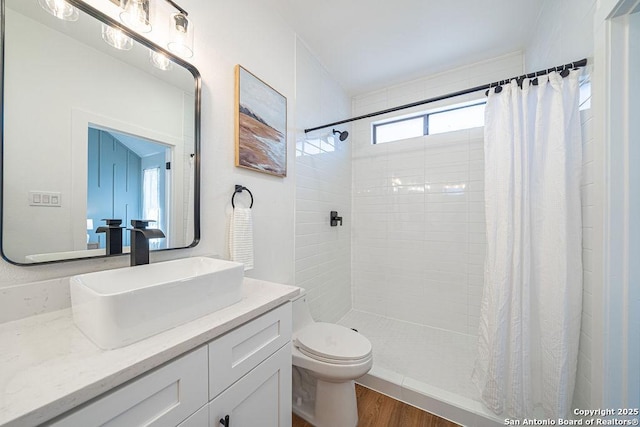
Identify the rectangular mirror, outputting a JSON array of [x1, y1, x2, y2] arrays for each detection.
[[1, 0, 201, 264]]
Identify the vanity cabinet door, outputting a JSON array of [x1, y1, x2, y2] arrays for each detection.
[[208, 303, 292, 399], [51, 347, 208, 427], [177, 404, 208, 426], [208, 344, 292, 427]]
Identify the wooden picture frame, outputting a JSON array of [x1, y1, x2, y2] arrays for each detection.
[[235, 65, 287, 177]]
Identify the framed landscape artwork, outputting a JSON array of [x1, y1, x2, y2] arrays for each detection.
[[235, 65, 287, 177]]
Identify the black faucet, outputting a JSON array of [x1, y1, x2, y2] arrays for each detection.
[[128, 220, 165, 266], [95, 219, 124, 255]]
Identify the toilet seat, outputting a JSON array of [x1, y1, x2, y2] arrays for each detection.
[[294, 322, 372, 365]]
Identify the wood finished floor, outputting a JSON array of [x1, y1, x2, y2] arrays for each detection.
[[292, 384, 460, 427]]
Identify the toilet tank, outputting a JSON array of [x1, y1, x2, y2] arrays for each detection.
[[291, 289, 314, 333]]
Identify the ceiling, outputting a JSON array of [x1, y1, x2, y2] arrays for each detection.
[[267, 0, 544, 95]]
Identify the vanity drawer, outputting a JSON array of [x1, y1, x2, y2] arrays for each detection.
[[50, 346, 208, 427], [208, 302, 292, 399]]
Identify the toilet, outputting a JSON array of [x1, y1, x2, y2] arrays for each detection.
[[291, 290, 373, 427]]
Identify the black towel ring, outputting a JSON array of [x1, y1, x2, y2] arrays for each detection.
[[232, 185, 254, 209]]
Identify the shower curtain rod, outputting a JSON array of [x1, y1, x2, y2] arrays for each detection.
[[304, 58, 588, 133]]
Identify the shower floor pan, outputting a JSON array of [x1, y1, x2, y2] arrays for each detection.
[[337, 310, 502, 427]]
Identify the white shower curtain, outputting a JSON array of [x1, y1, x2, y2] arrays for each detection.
[[473, 71, 583, 418]]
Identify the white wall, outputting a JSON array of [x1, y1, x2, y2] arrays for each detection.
[[294, 39, 352, 323], [524, 0, 598, 411], [590, 0, 640, 408], [629, 9, 640, 409], [0, 0, 304, 309], [191, 0, 296, 286], [351, 53, 522, 335], [525, 0, 597, 72]]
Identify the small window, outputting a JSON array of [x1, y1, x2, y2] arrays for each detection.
[[372, 101, 485, 144], [375, 116, 424, 144], [142, 168, 162, 249], [429, 103, 485, 135], [143, 168, 160, 222], [579, 80, 591, 111]]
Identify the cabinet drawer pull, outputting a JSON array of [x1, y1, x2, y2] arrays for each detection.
[[220, 415, 230, 426]]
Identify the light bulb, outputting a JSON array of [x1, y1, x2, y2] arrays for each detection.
[[150, 51, 172, 71], [167, 13, 193, 58], [120, 0, 152, 33], [38, 0, 79, 21], [101, 24, 133, 51]]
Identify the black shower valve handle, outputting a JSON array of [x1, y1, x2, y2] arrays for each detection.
[[330, 211, 343, 227], [219, 415, 230, 427]]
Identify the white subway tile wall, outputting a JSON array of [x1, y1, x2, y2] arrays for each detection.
[[574, 105, 594, 411], [351, 52, 523, 335], [294, 39, 352, 322]]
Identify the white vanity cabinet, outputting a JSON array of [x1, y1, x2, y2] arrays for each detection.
[[50, 346, 209, 427], [177, 405, 209, 427], [208, 345, 291, 427], [208, 304, 292, 427], [50, 303, 292, 427]]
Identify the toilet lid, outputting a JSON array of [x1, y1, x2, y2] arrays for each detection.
[[295, 322, 372, 362]]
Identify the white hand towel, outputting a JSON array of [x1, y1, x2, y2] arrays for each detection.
[[228, 208, 254, 271]]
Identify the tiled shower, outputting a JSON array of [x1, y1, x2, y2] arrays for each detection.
[[293, 52, 524, 422], [349, 53, 523, 335], [351, 125, 485, 335], [295, 44, 594, 422]]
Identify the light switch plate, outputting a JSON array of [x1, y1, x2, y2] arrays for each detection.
[[29, 191, 61, 207]]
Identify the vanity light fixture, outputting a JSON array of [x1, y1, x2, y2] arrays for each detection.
[[101, 23, 134, 51], [120, 0, 152, 33], [39, 0, 195, 57], [38, 0, 79, 21], [166, 1, 193, 58], [149, 51, 173, 71], [167, 12, 193, 58]]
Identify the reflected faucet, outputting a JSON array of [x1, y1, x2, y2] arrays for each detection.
[[128, 220, 165, 266], [96, 219, 124, 255]]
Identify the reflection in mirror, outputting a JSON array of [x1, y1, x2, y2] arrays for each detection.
[[86, 128, 171, 251], [1, 0, 200, 264]]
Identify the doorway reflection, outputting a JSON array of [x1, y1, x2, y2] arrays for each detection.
[[87, 127, 170, 251]]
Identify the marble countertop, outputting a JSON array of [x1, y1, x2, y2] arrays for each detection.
[[0, 278, 299, 427]]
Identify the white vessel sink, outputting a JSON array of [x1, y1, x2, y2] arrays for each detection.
[[70, 257, 244, 349]]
